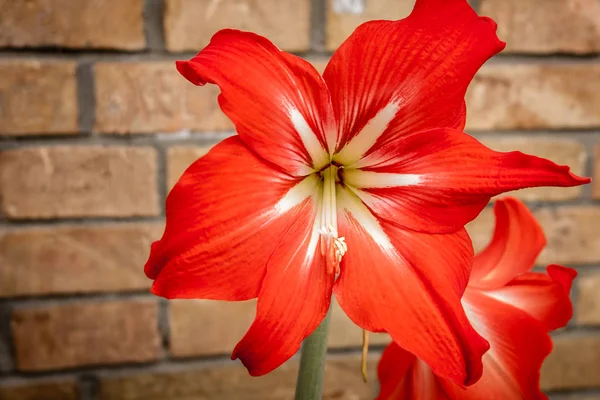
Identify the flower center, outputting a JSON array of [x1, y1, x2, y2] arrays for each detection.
[[319, 165, 346, 276]]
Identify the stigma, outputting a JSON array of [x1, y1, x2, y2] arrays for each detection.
[[319, 165, 346, 276]]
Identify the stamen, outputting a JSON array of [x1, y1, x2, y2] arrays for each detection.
[[361, 329, 369, 382], [319, 166, 346, 275]]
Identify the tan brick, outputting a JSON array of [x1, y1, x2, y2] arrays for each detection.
[[326, 0, 414, 50], [467, 206, 600, 266], [169, 299, 255, 358], [0, 223, 162, 298], [0, 379, 78, 400], [478, 137, 587, 201], [329, 299, 390, 348], [99, 355, 378, 400], [11, 300, 161, 371], [575, 274, 600, 325], [0, 146, 159, 219], [541, 335, 600, 390], [466, 65, 600, 130], [0, 60, 77, 136], [164, 0, 311, 52], [480, 0, 600, 54], [0, 0, 144, 50], [167, 146, 212, 190], [593, 145, 600, 199], [94, 62, 233, 134]]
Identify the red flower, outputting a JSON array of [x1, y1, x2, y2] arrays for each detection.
[[376, 198, 577, 400], [145, 0, 588, 384]]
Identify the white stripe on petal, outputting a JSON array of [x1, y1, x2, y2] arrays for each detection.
[[290, 108, 330, 171], [337, 185, 395, 255], [343, 169, 422, 188], [333, 101, 400, 166], [275, 174, 320, 215]]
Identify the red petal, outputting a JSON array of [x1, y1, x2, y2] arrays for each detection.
[[231, 199, 334, 376], [470, 198, 546, 289], [482, 266, 576, 331], [177, 29, 334, 176], [324, 0, 504, 161], [438, 289, 553, 400], [376, 342, 450, 400], [333, 186, 488, 386], [342, 129, 590, 234], [146, 136, 319, 300]]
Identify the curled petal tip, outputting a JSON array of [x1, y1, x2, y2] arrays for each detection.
[[176, 60, 206, 86], [547, 264, 578, 295]]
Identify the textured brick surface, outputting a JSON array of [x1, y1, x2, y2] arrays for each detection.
[[11, 300, 161, 371], [325, 0, 414, 50], [164, 0, 311, 52], [0, 380, 78, 400], [466, 64, 600, 130], [94, 62, 233, 134], [575, 274, 600, 325], [467, 206, 600, 266], [98, 355, 378, 400], [167, 146, 212, 190], [594, 145, 600, 199], [0, 60, 77, 135], [480, 0, 600, 54], [0, 223, 162, 297], [478, 137, 587, 201], [541, 335, 600, 390], [0, 146, 159, 219], [0, 0, 145, 49]]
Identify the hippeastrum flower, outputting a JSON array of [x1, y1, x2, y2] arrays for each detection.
[[145, 0, 588, 384], [376, 197, 577, 400]]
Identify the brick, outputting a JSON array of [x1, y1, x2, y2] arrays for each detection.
[[326, 0, 414, 50], [467, 206, 600, 266], [480, 0, 600, 54], [11, 300, 161, 371], [575, 274, 600, 325], [167, 146, 212, 190], [593, 145, 600, 199], [0, 379, 78, 400], [478, 137, 586, 201], [94, 62, 233, 134], [466, 65, 600, 130], [0, 146, 159, 219], [0, 0, 144, 50], [164, 0, 311, 52], [0, 223, 162, 297], [169, 299, 255, 358], [329, 299, 390, 348], [541, 335, 600, 390], [99, 355, 378, 400], [0, 60, 77, 136]]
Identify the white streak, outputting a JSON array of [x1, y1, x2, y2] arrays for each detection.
[[343, 169, 422, 188], [275, 175, 320, 215], [290, 108, 329, 171], [334, 101, 400, 166]]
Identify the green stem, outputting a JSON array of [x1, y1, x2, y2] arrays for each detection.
[[294, 307, 332, 400]]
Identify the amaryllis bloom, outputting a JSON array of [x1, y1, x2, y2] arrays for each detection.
[[376, 197, 577, 400], [145, 0, 588, 384]]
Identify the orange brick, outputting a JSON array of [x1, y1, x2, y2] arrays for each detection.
[[167, 146, 212, 190], [575, 273, 600, 325], [0, 379, 78, 400], [478, 137, 586, 201], [480, 0, 600, 54], [94, 62, 233, 134], [0, 60, 77, 135], [0, 0, 145, 50], [325, 0, 414, 50], [466, 64, 600, 130], [11, 300, 161, 371], [593, 145, 600, 199], [98, 355, 378, 399], [164, 0, 311, 52], [0, 146, 159, 219], [0, 223, 162, 297], [541, 335, 600, 390]]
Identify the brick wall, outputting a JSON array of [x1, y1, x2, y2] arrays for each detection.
[[0, 0, 599, 399]]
